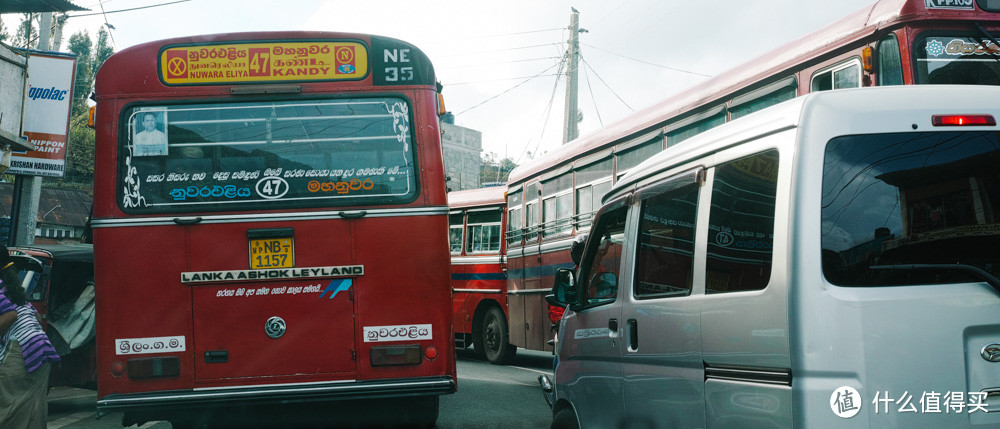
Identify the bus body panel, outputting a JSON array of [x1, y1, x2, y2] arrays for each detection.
[[91, 31, 454, 425]]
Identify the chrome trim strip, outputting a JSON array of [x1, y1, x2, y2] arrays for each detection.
[[453, 288, 504, 294], [91, 206, 449, 228], [507, 238, 575, 257], [704, 365, 792, 387], [97, 377, 455, 409], [451, 256, 502, 265], [508, 288, 552, 295]]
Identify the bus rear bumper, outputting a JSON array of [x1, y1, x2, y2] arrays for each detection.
[[97, 376, 455, 425]]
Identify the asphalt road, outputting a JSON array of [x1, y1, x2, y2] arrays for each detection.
[[46, 347, 555, 428]]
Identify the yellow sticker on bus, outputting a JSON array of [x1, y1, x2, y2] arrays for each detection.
[[160, 41, 369, 85]]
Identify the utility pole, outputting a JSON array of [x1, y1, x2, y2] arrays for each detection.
[[11, 12, 53, 246], [562, 9, 581, 145]]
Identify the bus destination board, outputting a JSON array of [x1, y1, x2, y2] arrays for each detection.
[[160, 41, 369, 85]]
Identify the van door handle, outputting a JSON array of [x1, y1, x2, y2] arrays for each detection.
[[627, 319, 638, 351], [608, 319, 618, 332]]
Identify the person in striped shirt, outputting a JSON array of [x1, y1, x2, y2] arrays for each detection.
[[0, 244, 60, 428]]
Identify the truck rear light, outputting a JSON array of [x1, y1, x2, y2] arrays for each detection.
[[370, 345, 421, 366], [126, 356, 180, 379], [425, 346, 439, 360], [931, 114, 996, 126]]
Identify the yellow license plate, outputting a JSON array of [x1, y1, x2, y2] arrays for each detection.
[[249, 237, 294, 269]]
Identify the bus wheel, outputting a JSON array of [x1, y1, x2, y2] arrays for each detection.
[[482, 306, 516, 364]]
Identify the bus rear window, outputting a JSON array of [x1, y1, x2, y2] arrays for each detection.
[[822, 131, 1000, 286], [118, 97, 417, 213], [914, 35, 1000, 85]]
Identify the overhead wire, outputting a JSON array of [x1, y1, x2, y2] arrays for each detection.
[[69, 0, 193, 18], [580, 55, 633, 112], [520, 51, 568, 165], [454, 60, 563, 116], [581, 56, 603, 127], [582, 43, 710, 77]]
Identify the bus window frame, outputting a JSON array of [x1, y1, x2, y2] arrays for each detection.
[[876, 33, 905, 86], [115, 93, 423, 215], [911, 31, 1000, 85], [465, 207, 504, 254], [450, 210, 465, 254], [810, 58, 863, 92]]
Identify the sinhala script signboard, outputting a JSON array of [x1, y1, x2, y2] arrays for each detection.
[[10, 51, 77, 177]]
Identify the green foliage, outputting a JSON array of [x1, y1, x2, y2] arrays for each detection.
[[480, 152, 517, 185], [13, 14, 36, 49], [67, 31, 94, 117], [94, 27, 114, 73], [48, 111, 95, 189]]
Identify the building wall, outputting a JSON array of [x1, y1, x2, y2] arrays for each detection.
[[0, 44, 26, 146], [440, 122, 482, 191]]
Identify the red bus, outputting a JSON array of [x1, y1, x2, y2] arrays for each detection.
[[504, 0, 1000, 358], [447, 187, 518, 363], [91, 32, 454, 427]]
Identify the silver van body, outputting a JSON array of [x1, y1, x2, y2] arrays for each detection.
[[549, 86, 1000, 428]]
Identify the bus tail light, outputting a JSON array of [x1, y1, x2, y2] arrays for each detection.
[[425, 346, 439, 361], [932, 114, 996, 126], [370, 345, 422, 366], [110, 361, 125, 378], [126, 357, 180, 379]]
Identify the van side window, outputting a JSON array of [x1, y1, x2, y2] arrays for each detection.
[[634, 184, 699, 299], [706, 150, 779, 293], [579, 205, 628, 306]]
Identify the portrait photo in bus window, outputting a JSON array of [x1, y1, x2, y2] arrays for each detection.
[[132, 109, 169, 157]]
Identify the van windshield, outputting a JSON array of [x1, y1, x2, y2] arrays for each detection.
[[822, 131, 1000, 287]]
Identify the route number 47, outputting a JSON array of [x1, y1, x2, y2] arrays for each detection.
[[384, 66, 414, 82]]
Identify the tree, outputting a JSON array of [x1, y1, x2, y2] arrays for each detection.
[[480, 153, 517, 185], [67, 31, 94, 117], [93, 26, 114, 73], [12, 14, 37, 48], [0, 17, 10, 43]]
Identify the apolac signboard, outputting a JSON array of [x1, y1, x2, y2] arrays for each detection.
[[9, 51, 77, 177]]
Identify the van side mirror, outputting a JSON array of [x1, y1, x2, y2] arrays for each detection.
[[547, 268, 577, 307]]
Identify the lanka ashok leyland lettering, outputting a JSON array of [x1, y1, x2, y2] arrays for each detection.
[[544, 85, 1000, 428]]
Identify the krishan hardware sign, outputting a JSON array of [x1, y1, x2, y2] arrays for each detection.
[[160, 41, 369, 85], [10, 52, 76, 177]]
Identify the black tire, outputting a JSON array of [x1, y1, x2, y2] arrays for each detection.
[[551, 407, 580, 429], [481, 306, 516, 364]]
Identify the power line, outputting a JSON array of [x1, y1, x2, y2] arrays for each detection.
[[521, 53, 567, 165], [69, 0, 192, 18], [445, 73, 561, 86], [580, 55, 633, 112], [581, 58, 603, 127], [454, 61, 562, 116], [437, 43, 561, 59], [427, 28, 563, 44], [582, 42, 711, 77], [442, 56, 562, 70]]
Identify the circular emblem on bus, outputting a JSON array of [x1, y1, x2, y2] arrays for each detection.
[[715, 231, 735, 247], [265, 316, 286, 339], [982, 343, 1000, 362]]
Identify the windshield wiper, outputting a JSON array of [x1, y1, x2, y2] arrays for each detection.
[[870, 263, 1000, 294]]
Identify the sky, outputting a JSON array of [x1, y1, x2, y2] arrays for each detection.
[[5, 0, 877, 165]]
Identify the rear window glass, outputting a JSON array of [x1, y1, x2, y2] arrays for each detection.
[[822, 132, 1000, 286], [118, 97, 417, 214]]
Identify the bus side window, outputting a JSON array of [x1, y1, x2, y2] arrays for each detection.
[[706, 150, 779, 294], [811, 59, 862, 92], [449, 212, 464, 253], [877, 34, 904, 86]]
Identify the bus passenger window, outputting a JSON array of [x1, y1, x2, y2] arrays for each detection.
[[466, 210, 502, 253], [877, 35, 904, 86], [634, 185, 699, 299], [706, 150, 779, 294], [811, 59, 862, 92], [449, 213, 464, 253], [507, 190, 523, 247]]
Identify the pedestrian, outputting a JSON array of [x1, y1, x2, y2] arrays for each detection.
[[0, 243, 60, 428]]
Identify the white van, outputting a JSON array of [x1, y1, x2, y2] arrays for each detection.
[[543, 85, 1000, 428]]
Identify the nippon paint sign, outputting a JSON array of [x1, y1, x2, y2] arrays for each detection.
[[9, 51, 76, 177]]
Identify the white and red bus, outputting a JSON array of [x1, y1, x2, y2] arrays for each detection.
[[448, 187, 519, 363], [91, 32, 454, 427], [503, 0, 1000, 358]]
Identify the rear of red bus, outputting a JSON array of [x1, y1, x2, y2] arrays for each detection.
[[91, 32, 454, 427]]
